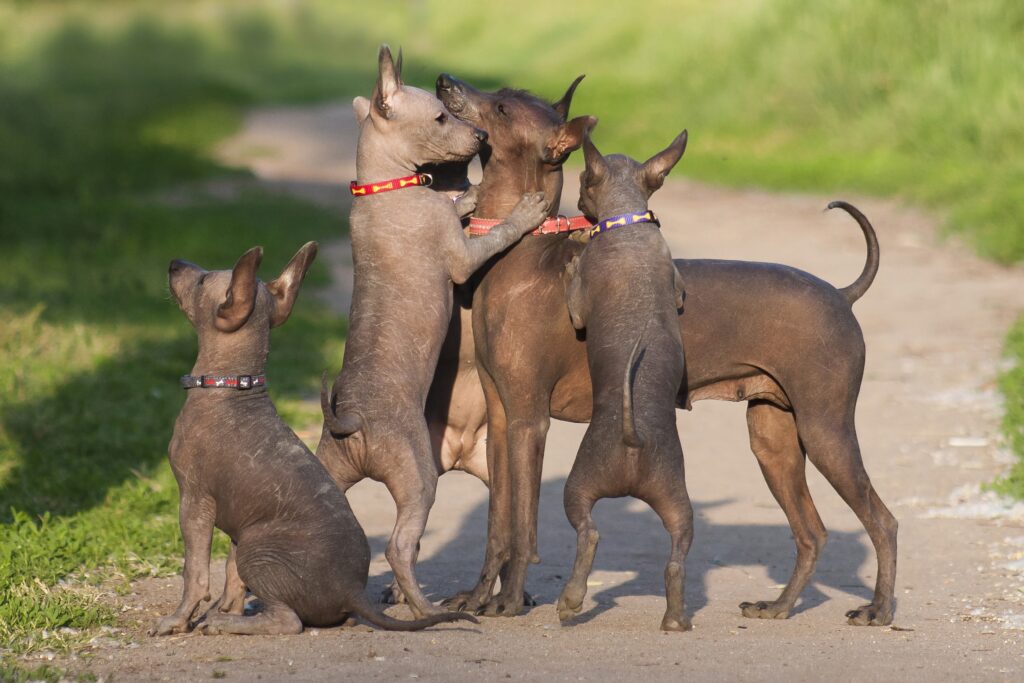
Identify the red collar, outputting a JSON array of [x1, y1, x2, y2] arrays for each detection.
[[349, 173, 433, 196], [468, 215, 593, 236]]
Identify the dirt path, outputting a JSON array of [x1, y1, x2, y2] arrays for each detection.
[[70, 103, 1024, 681]]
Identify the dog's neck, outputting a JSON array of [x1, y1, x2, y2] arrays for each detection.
[[354, 124, 420, 185], [594, 187, 650, 224], [475, 155, 564, 219], [190, 328, 269, 386]]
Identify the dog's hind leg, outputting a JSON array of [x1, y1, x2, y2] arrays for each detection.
[[641, 463, 694, 632], [740, 400, 827, 620], [384, 454, 442, 619], [797, 406, 898, 626], [557, 457, 601, 623]]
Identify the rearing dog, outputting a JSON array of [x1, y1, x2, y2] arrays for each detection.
[[438, 74, 897, 627], [558, 130, 693, 631], [315, 47, 548, 618]]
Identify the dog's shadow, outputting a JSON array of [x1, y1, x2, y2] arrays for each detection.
[[362, 474, 873, 624]]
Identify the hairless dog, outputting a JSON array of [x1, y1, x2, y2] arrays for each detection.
[[558, 130, 693, 631], [314, 46, 548, 618], [437, 74, 896, 627], [154, 243, 475, 635]]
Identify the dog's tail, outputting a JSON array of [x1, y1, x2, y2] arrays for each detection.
[[622, 323, 647, 450], [828, 200, 879, 304], [347, 593, 479, 632], [320, 372, 363, 437]]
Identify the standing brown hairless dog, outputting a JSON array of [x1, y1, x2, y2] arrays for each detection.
[[314, 46, 548, 618], [437, 74, 897, 627], [558, 129, 693, 631], [155, 243, 476, 635]]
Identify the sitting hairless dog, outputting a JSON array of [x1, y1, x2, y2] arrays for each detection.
[[558, 130, 692, 631], [154, 242, 475, 635], [437, 74, 897, 626], [315, 46, 548, 618]]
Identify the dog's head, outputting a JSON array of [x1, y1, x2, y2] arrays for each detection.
[[436, 73, 596, 169], [169, 242, 318, 348], [577, 129, 688, 221], [352, 46, 486, 166]]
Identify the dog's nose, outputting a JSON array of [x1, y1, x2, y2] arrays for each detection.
[[437, 73, 452, 91], [169, 259, 187, 274], [473, 128, 488, 142]]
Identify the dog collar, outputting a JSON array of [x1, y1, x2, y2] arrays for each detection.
[[180, 374, 266, 390], [589, 210, 660, 238], [349, 173, 432, 196], [468, 215, 593, 236]]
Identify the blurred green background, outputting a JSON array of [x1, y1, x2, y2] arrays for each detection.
[[1, 0, 1022, 663]]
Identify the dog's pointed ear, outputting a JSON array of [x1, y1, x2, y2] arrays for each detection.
[[564, 254, 587, 330], [352, 96, 371, 124], [216, 247, 263, 332], [642, 129, 687, 193], [552, 74, 585, 121], [267, 241, 318, 328], [372, 44, 402, 120], [544, 115, 597, 164], [582, 126, 607, 186], [395, 47, 404, 81]]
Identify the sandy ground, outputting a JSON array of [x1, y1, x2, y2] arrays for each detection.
[[58, 102, 1024, 681]]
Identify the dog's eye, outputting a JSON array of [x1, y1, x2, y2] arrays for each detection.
[[198, 273, 208, 286], [497, 103, 507, 117], [435, 112, 447, 124]]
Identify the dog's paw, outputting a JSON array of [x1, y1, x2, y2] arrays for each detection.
[[556, 596, 582, 623], [508, 192, 548, 233], [441, 590, 482, 613], [149, 614, 191, 637], [660, 614, 693, 632], [379, 582, 407, 606], [481, 588, 526, 618], [846, 603, 893, 626], [739, 600, 791, 620]]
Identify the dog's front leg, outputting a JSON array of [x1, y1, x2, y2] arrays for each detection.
[[150, 494, 216, 636], [453, 184, 479, 219], [446, 192, 547, 284]]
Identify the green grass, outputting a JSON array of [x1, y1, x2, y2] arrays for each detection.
[[2, 0, 1024, 669], [992, 320, 1024, 499]]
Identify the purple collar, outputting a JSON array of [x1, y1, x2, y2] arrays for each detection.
[[589, 210, 660, 238]]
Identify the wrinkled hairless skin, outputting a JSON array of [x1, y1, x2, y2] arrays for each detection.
[[313, 46, 548, 618], [438, 74, 897, 626], [154, 242, 476, 636], [557, 130, 693, 631]]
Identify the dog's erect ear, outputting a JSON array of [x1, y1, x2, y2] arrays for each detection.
[[581, 127, 607, 186], [352, 96, 371, 124], [372, 44, 402, 119], [672, 263, 686, 311], [642, 129, 688, 193], [552, 74, 585, 121], [395, 47, 404, 80], [544, 115, 597, 164], [267, 241, 318, 328], [216, 247, 263, 333], [565, 254, 587, 330]]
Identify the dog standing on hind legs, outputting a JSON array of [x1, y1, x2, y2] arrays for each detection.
[[558, 129, 693, 631], [315, 45, 548, 618], [154, 242, 476, 635]]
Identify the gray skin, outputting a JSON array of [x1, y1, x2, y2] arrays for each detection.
[[557, 130, 692, 632], [437, 74, 897, 627], [314, 46, 549, 619], [153, 242, 476, 636]]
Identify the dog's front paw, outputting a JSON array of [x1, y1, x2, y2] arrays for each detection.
[[149, 614, 191, 637], [481, 588, 526, 618], [454, 184, 479, 218], [846, 603, 893, 626], [739, 600, 791, 620], [508, 192, 548, 234]]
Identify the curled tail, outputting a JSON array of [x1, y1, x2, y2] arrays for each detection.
[[622, 323, 647, 450], [320, 372, 363, 437], [348, 593, 478, 631], [827, 200, 879, 304]]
